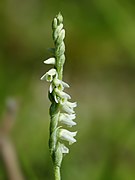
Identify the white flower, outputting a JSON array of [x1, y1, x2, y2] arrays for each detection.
[[59, 143, 69, 154], [44, 57, 56, 65], [53, 77, 69, 90], [60, 99, 77, 114], [40, 68, 57, 82], [58, 129, 77, 145], [49, 78, 69, 93], [54, 88, 71, 103], [59, 113, 76, 127]]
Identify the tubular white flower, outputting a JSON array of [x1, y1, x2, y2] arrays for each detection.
[[54, 88, 71, 102], [49, 77, 69, 93], [59, 113, 76, 127], [44, 57, 56, 65], [54, 77, 69, 90], [60, 99, 77, 114], [49, 78, 69, 94], [41, 13, 77, 177], [58, 129, 77, 145], [41, 68, 57, 82]]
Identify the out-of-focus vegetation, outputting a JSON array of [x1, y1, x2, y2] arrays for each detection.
[[0, 0, 135, 179]]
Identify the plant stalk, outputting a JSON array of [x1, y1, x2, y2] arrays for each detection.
[[54, 166, 61, 180]]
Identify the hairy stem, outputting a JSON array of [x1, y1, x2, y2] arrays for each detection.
[[54, 166, 61, 180]]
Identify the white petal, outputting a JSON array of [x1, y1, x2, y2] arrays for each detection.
[[60, 144, 69, 154], [47, 68, 57, 75], [60, 118, 76, 127], [67, 101, 77, 108], [61, 113, 76, 120], [59, 113, 76, 127], [53, 78, 69, 90], [49, 83, 54, 93], [54, 94, 59, 103], [62, 104, 75, 114], [61, 92, 71, 99], [44, 57, 56, 65]]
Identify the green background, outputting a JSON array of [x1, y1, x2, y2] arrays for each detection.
[[0, 0, 135, 179]]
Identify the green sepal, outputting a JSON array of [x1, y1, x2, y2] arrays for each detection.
[[48, 91, 54, 103]]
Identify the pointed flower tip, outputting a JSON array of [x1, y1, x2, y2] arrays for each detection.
[[62, 81, 70, 88], [67, 101, 77, 108], [44, 57, 56, 65], [40, 74, 46, 81]]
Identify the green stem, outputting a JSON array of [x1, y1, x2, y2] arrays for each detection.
[[49, 103, 59, 155], [54, 166, 61, 180]]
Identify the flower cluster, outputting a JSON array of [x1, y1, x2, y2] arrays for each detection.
[[41, 13, 77, 171], [41, 57, 77, 150]]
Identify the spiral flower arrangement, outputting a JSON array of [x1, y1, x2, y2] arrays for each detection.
[[41, 13, 77, 180]]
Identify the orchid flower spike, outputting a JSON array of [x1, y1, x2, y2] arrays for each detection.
[[41, 12, 77, 180]]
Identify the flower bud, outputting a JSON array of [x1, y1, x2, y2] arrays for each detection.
[[57, 29, 65, 44], [52, 18, 57, 29], [44, 57, 56, 65], [57, 12, 63, 24]]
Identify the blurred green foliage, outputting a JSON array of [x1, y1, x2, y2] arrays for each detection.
[[0, 0, 135, 179]]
